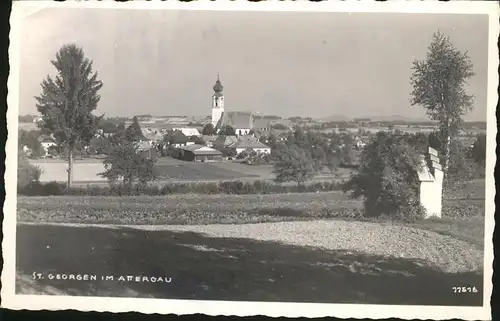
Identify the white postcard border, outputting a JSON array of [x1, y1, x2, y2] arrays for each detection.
[[3, 1, 498, 320]]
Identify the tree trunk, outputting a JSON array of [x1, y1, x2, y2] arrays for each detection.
[[67, 149, 74, 188], [443, 119, 451, 181]]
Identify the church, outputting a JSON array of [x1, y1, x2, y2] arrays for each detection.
[[211, 75, 255, 136]]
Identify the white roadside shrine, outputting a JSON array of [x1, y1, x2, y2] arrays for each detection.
[[417, 147, 444, 219]]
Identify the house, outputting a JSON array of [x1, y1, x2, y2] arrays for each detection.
[[172, 127, 201, 137], [214, 135, 271, 155], [141, 127, 164, 144], [167, 130, 195, 148], [38, 136, 57, 153], [201, 135, 218, 147], [230, 136, 271, 155], [176, 144, 223, 162]]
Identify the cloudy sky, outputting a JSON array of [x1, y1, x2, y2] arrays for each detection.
[[18, 8, 489, 121]]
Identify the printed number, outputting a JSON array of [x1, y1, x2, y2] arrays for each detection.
[[453, 286, 478, 293]]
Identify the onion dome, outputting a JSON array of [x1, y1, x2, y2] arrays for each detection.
[[213, 73, 223, 92]]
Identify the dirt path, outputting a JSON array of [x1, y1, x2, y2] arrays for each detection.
[[19, 220, 483, 273]]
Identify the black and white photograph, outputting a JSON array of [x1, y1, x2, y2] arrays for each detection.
[[2, 1, 498, 319]]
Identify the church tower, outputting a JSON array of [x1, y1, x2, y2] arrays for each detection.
[[211, 73, 224, 127]]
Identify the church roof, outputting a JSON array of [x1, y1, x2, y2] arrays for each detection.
[[216, 111, 254, 130], [253, 118, 272, 130], [214, 135, 238, 148]]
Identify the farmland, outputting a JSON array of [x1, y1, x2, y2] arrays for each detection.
[[17, 184, 485, 247], [16, 189, 485, 305], [28, 157, 354, 185]]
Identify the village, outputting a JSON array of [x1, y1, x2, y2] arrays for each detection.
[[17, 75, 485, 186]]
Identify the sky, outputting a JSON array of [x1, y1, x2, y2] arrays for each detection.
[[18, 8, 489, 121]]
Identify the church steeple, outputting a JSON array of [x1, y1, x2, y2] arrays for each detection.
[[213, 73, 224, 94], [211, 73, 224, 127]]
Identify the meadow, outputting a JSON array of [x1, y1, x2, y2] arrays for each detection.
[[17, 182, 485, 247], [29, 157, 353, 185]]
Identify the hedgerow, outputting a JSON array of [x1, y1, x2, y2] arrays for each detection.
[[18, 179, 343, 196]]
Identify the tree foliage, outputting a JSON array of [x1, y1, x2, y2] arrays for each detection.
[[218, 125, 236, 136], [99, 121, 118, 134], [273, 144, 315, 187], [447, 139, 483, 182], [342, 132, 426, 220], [125, 116, 146, 141], [18, 129, 45, 158], [470, 134, 486, 166], [410, 31, 475, 178], [17, 153, 43, 191], [201, 123, 217, 136], [99, 139, 158, 187], [87, 136, 112, 155], [35, 44, 103, 187]]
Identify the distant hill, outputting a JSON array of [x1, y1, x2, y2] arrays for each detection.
[[364, 115, 433, 123], [317, 114, 351, 122]]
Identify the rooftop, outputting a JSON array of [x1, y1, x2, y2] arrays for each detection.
[[178, 144, 222, 155]]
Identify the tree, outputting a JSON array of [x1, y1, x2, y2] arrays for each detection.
[[447, 140, 477, 182], [165, 130, 188, 145], [273, 144, 315, 188], [47, 145, 59, 157], [125, 116, 146, 141], [99, 121, 118, 134], [99, 139, 158, 187], [470, 134, 486, 166], [311, 145, 326, 171], [116, 122, 126, 132], [35, 44, 103, 187], [325, 151, 340, 174], [340, 144, 356, 166], [17, 153, 43, 191], [410, 31, 475, 180], [87, 136, 112, 155], [189, 136, 206, 145], [220, 147, 238, 158], [342, 132, 425, 220], [201, 123, 217, 136], [219, 125, 236, 136], [18, 129, 45, 158], [271, 123, 288, 130]]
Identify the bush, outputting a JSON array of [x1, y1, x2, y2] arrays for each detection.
[[342, 132, 424, 220], [20, 179, 343, 196], [442, 201, 484, 219], [17, 154, 43, 191], [20, 181, 67, 196]]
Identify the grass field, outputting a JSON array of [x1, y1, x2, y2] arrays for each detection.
[[29, 157, 351, 184], [17, 188, 485, 247]]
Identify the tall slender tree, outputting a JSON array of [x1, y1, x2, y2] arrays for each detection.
[[410, 31, 475, 179], [35, 44, 103, 187]]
